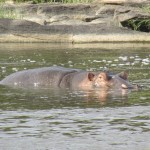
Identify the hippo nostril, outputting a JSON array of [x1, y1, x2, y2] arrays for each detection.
[[133, 84, 141, 89], [121, 84, 128, 89], [121, 84, 141, 90]]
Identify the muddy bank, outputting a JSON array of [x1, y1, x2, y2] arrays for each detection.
[[0, 0, 150, 43]]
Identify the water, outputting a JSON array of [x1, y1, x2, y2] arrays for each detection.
[[0, 43, 150, 150]]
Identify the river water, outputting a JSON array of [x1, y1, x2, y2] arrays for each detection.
[[0, 43, 150, 150]]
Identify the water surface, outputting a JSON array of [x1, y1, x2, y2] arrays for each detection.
[[0, 43, 150, 150]]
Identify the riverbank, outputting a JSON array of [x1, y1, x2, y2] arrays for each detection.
[[0, 0, 150, 43]]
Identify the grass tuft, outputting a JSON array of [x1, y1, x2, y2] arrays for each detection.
[[127, 18, 150, 32], [125, 6, 150, 32], [142, 5, 150, 14], [0, 4, 23, 19]]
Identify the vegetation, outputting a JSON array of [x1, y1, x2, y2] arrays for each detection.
[[0, 6, 15, 19], [127, 18, 150, 32], [125, 6, 150, 32], [0, 5, 23, 19], [142, 5, 150, 14]]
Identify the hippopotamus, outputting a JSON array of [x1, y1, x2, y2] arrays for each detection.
[[0, 66, 138, 90]]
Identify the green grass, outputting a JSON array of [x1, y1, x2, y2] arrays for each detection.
[[127, 18, 150, 32], [126, 6, 150, 32], [142, 5, 150, 14], [0, 4, 23, 19], [0, 6, 15, 19]]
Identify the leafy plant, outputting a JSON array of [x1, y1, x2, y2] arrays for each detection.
[[127, 18, 150, 32]]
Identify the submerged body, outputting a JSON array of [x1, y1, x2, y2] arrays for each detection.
[[0, 66, 138, 90]]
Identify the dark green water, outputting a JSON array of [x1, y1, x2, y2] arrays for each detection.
[[0, 43, 150, 150]]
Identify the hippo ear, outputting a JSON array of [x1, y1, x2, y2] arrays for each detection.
[[118, 71, 129, 80], [88, 73, 95, 81]]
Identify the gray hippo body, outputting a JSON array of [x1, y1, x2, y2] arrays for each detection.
[[0, 66, 138, 89]]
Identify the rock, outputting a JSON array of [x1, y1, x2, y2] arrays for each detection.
[[90, 17, 112, 24], [0, 18, 150, 43], [23, 15, 48, 25], [48, 19, 85, 25], [94, 0, 126, 4], [94, 5, 119, 24], [37, 4, 97, 17], [48, 15, 70, 23], [114, 6, 150, 26], [83, 16, 102, 22], [94, 0, 149, 5], [18, 4, 38, 14], [96, 5, 119, 16]]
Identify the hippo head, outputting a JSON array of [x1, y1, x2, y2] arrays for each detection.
[[92, 71, 139, 90]]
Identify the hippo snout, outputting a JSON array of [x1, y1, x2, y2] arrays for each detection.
[[121, 83, 140, 90], [133, 84, 141, 90]]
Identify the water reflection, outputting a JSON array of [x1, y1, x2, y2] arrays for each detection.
[[0, 84, 138, 110]]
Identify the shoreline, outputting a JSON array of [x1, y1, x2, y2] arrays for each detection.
[[0, 2, 150, 43]]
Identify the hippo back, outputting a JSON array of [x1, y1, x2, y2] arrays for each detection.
[[0, 66, 81, 87]]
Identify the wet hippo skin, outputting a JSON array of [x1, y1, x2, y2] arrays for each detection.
[[0, 66, 138, 89]]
